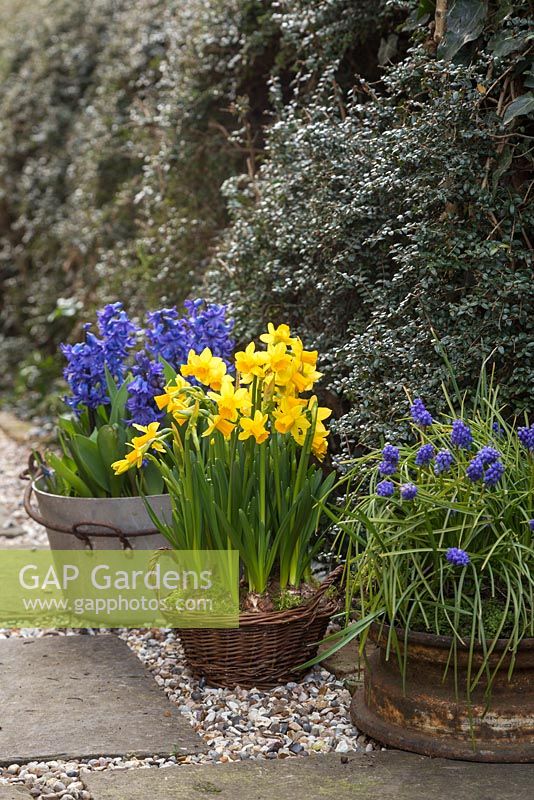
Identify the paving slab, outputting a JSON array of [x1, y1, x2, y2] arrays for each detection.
[[85, 751, 534, 800], [0, 412, 32, 445], [318, 639, 363, 693], [0, 788, 30, 799], [0, 635, 205, 763]]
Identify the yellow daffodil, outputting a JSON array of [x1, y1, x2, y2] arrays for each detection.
[[260, 323, 297, 347], [181, 348, 227, 390], [266, 342, 293, 375], [155, 380, 194, 426], [112, 422, 167, 475], [239, 410, 270, 444], [201, 414, 236, 440], [273, 396, 310, 444], [111, 449, 141, 475], [308, 396, 332, 425], [208, 376, 252, 421], [290, 363, 323, 394], [311, 427, 329, 460], [287, 341, 322, 393], [154, 376, 190, 412], [234, 342, 268, 382], [131, 422, 166, 453], [305, 399, 331, 460]]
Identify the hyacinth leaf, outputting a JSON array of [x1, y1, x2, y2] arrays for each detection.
[[160, 357, 178, 384], [139, 460, 164, 496], [72, 434, 110, 495], [105, 365, 118, 403], [45, 451, 93, 498], [109, 377, 130, 426], [56, 414, 81, 437], [96, 425, 122, 497]]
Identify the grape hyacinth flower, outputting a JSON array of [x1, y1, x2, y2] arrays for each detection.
[[483, 460, 505, 488], [446, 547, 470, 567], [492, 421, 502, 436], [434, 449, 454, 475], [529, 520, 534, 532], [400, 483, 418, 501], [376, 480, 395, 498], [379, 460, 397, 476], [466, 456, 484, 482], [382, 444, 399, 464], [518, 424, 534, 452], [415, 443, 435, 466], [379, 443, 399, 476], [410, 398, 433, 427], [478, 446, 500, 465], [451, 419, 473, 449]]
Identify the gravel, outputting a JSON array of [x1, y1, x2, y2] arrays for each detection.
[[0, 427, 46, 548], [0, 426, 377, 799]]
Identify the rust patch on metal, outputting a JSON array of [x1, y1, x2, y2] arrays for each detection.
[[351, 626, 534, 762]]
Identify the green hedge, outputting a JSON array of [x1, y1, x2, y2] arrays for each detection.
[[1, 0, 532, 440], [207, 0, 533, 444]]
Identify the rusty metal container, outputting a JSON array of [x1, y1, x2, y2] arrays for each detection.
[[351, 624, 534, 762]]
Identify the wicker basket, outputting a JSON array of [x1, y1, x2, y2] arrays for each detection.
[[176, 566, 343, 689]]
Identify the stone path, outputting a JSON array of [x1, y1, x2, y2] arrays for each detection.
[[0, 424, 46, 550], [85, 750, 534, 800], [0, 788, 29, 800], [0, 636, 205, 764]]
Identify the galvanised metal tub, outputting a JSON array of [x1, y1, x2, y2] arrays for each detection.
[[27, 477, 170, 551]]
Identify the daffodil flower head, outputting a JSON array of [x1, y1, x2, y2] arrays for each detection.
[[260, 323, 297, 347], [154, 376, 190, 411], [181, 348, 227, 390], [266, 342, 293, 375], [208, 375, 252, 421], [311, 428, 329, 460], [131, 421, 165, 450], [273, 396, 310, 443], [234, 342, 268, 382], [202, 414, 236, 440], [111, 449, 142, 475], [239, 410, 270, 444]]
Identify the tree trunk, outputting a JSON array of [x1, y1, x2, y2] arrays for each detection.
[[434, 0, 448, 44]]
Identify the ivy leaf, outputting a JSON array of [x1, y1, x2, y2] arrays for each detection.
[[488, 29, 534, 58], [503, 93, 534, 125], [491, 146, 512, 197], [438, 0, 488, 61]]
